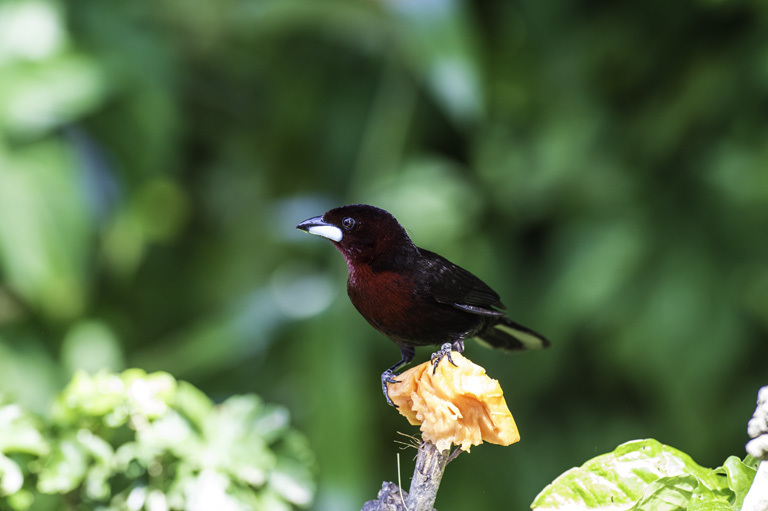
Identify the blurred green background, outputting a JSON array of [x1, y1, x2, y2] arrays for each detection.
[[1, 0, 767, 509]]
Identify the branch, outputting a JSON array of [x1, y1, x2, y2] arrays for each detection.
[[405, 440, 450, 511], [361, 482, 409, 511], [361, 440, 449, 511]]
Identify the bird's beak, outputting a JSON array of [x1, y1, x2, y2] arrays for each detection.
[[296, 215, 343, 242]]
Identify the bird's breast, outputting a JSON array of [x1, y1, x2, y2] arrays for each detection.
[[347, 266, 415, 338]]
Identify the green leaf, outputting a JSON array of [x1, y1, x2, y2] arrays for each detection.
[[172, 379, 213, 429], [52, 369, 180, 429], [0, 454, 24, 496], [51, 370, 128, 426], [200, 396, 276, 485], [531, 439, 746, 511], [632, 475, 697, 511], [0, 404, 48, 455], [689, 483, 733, 511], [5, 488, 34, 511], [688, 499, 733, 511], [712, 455, 757, 509], [36, 435, 88, 494], [269, 458, 314, 507], [0, 143, 92, 320]]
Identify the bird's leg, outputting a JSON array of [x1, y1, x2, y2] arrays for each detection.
[[431, 339, 465, 374], [381, 345, 415, 407]]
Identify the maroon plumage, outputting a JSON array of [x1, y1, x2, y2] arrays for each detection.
[[297, 204, 549, 405]]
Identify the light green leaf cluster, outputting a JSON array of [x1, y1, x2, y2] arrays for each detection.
[[531, 439, 757, 511], [0, 370, 315, 511], [0, 402, 48, 509]]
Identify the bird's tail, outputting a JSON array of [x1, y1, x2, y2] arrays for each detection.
[[475, 317, 550, 352]]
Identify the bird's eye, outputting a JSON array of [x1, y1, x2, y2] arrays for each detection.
[[342, 217, 356, 230]]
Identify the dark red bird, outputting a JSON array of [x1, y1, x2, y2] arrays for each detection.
[[297, 204, 549, 405]]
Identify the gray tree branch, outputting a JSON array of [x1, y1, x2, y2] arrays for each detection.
[[361, 440, 449, 511]]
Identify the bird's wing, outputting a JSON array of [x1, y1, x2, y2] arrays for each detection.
[[417, 248, 506, 317]]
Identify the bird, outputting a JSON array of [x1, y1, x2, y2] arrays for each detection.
[[296, 204, 549, 406]]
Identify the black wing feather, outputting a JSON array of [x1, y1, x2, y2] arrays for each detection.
[[416, 248, 505, 316], [416, 248, 550, 351]]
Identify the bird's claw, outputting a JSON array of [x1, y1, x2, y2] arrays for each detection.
[[430, 343, 454, 371], [431, 340, 464, 374], [381, 369, 400, 407]]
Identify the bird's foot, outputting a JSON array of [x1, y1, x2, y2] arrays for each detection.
[[431, 340, 465, 374], [381, 369, 400, 407]]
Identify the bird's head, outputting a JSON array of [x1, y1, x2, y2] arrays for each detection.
[[297, 204, 415, 266]]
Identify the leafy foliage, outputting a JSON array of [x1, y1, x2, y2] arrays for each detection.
[[0, 370, 314, 511], [531, 439, 757, 511]]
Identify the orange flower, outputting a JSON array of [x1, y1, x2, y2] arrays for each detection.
[[387, 352, 520, 452]]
